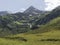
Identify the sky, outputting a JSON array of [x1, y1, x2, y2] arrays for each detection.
[[0, 0, 60, 12]]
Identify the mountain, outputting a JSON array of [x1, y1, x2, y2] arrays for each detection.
[[24, 6, 46, 16], [35, 6, 60, 25], [0, 12, 31, 36], [0, 6, 60, 36], [0, 11, 10, 16]]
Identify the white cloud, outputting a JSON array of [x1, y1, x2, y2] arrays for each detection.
[[44, 0, 60, 11]]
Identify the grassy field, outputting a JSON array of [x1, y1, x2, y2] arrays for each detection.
[[0, 30, 60, 45]]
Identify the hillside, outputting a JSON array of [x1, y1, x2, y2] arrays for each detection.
[[35, 6, 60, 25], [0, 13, 31, 36], [27, 17, 60, 34]]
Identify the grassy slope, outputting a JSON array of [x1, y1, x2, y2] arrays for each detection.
[[0, 17, 60, 45], [28, 17, 60, 34]]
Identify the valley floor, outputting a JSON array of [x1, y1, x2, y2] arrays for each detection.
[[0, 30, 60, 45]]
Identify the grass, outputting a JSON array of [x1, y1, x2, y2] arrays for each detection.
[[0, 38, 25, 45], [0, 30, 60, 45]]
